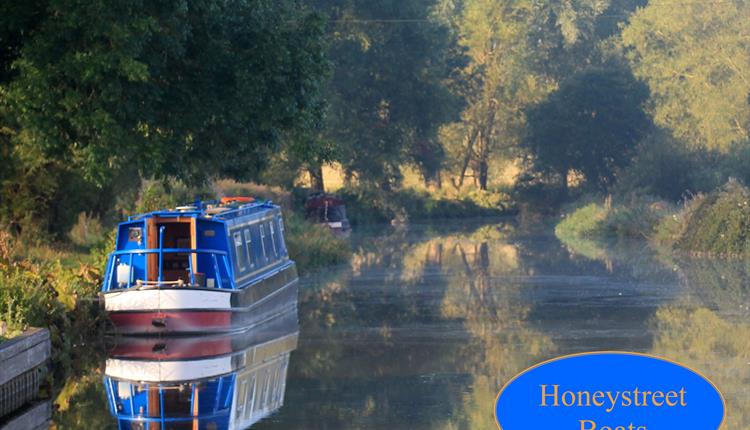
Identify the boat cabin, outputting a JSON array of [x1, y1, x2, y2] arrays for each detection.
[[103, 200, 290, 292]]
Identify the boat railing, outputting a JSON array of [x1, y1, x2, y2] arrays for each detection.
[[104, 378, 233, 427], [212, 201, 276, 220], [103, 248, 234, 292]]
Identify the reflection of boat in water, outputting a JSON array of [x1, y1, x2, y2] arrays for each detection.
[[100, 198, 298, 334], [103, 311, 298, 429], [304, 193, 351, 236]]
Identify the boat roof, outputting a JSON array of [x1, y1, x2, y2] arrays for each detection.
[[126, 199, 279, 223]]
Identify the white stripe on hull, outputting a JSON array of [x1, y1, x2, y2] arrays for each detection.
[[104, 289, 232, 312], [105, 357, 233, 382]]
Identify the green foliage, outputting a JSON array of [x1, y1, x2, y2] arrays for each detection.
[[676, 180, 750, 256], [614, 131, 726, 201], [523, 66, 651, 191], [555, 201, 610, 240], [4, 0, 330, 186], [555, 195, 674, 241], [0, 232, 105, 363], [338, 186, 506, 225], [313, 0, 464, 188], [284, 211, 350, 273], [68, 213, 106, 248], [622, 0, 750, 151], [0, 0, 330, 240], [443, 0, 557, 190], [441, 0, 644, 191]]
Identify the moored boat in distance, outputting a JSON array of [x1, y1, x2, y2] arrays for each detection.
[[304, 192, 351, 236], [100, 198, 298, 334]]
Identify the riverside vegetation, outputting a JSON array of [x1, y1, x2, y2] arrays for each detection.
[[556, 180, 750, 259], [0, 182, 350, 354]]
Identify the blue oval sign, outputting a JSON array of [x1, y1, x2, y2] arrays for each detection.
[[495, 352, 725, 430]]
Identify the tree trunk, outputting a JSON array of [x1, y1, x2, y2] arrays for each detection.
[[454, 127, 481, 190], [308, 165, 324, 192], [478, 159, 489, 190]]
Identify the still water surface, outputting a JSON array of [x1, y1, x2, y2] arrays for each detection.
[[53, 221, 749, 429]]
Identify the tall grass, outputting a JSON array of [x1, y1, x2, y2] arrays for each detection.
[[284, 211, 350, 273], [675, 180, 750, 256], [337, 186, 508, 225], [0, 231, 105, 364], [555, 195, 675, 241]]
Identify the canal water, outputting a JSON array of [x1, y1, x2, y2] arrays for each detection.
[[52, 220, 749, 429]]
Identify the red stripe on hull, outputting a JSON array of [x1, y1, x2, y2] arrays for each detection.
[[109, 337, 233, 360], [109, 311, 232, 335]]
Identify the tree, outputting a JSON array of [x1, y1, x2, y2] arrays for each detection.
[[621, 0, 750, 151], [522, 66, 651, 192], [443, 0, 632, 191], [311, 0, 464, 190], [0, 0, 331, 234], [4, 0, 330, 186]]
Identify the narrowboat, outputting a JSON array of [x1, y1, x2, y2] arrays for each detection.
[[100, 198, 298, 334], [304, 192, 351, 235], [103, 313, 298, 429]]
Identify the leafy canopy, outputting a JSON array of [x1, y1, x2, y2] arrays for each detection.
[[523, 66, 651, 190], [4, 0, 329, 185], [622, 0, 750, 151]]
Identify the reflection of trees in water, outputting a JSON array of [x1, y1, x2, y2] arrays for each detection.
[[650, 305, 750, 430], [435, 228, 556, 430], [655, 258, 750, 430], [277, 224, 555, 430], [281, 229, 463, 429], [52, 370, 113, 429], [674, 258, 750, 321], [555, 233, 676, 282], [564, 237, 750, 430]]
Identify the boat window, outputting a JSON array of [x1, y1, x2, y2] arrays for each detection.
[[203, 229, 215, 237], [236, 380, 248, 419], [233, 232, 245, 271], [128, 227, 142, 243], [269, 222, 278, 256], [278, 217, 287, 254], [244, 229, 255, 269], [262, 370, 271, 409], [246, 375, 257, 420], [259, 224, 267, 260], [272, 366, 282, 402]]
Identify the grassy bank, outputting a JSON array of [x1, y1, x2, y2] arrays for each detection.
[[671, 180, 750, 257], [336, 186, 511, 225], [555, 195, 674, 242], [0, 231, 106, 371], [556, 179, 750, 258]]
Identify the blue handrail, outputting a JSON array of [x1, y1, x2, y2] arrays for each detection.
[[158, 226, 165, 283], [103, 248, 235, 292], [104, 377, 233, 423], [213, 201, 275, 220]]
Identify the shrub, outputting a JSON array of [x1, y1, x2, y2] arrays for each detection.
[[283, 211, 350, 273], [555, 194, 675, 241], [676, 179, 750, 256], [337, 186, 506, 225], [614, 132, 723, 201], [0, 231, 105, 352], [555, 201, 610, 240], [68, 212, 106, 248]]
